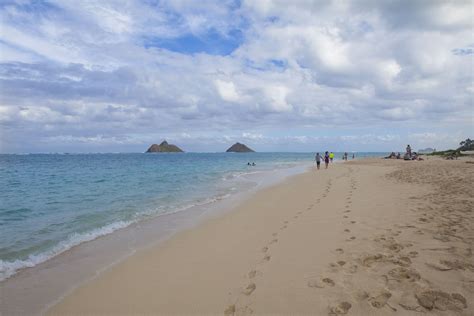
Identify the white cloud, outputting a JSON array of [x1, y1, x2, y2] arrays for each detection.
[[377, 107, 416, 121], [0, 1, 472, 152], [263, 85, 291, 112], [214, 79, 240, 102]]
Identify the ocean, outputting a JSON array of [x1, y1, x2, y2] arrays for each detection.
[[0, 152, 385, 281]]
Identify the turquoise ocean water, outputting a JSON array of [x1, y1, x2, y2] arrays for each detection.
[[0, 152, 385, 281]]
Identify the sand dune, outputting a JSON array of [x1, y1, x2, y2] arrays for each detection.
[[49, 158, 473, 315]]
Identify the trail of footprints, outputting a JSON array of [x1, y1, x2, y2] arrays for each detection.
[[225, 178, 335, 315], [306, 166, 471, 315], [344, 175, 358, 242], [307, 169, 363, 314]]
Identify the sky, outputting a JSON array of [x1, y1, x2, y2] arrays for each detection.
[[0, 0, 472, 153]]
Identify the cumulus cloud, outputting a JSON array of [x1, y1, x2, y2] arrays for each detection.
[[215, 79, 240, 102], [0, 0, 472, 152]]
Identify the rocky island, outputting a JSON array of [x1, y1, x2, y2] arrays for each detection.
[[146, 141, 184, 153], [226, 142, 255, 153]]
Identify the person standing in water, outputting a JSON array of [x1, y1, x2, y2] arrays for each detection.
[[324, 151, 330, 169], [315, 153, 321, 170]]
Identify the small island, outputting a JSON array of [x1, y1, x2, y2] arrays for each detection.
[[226, 142, 255, 153], [146, 141, 184, 153]]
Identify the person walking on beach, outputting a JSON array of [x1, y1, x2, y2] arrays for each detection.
[[329, 152, 334, 162], [315, 153, 321, 170], [324, 151, 330, 169]]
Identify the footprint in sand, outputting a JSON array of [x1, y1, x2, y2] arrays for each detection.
[[307, 277, 335, 288], [272, 232, 278, 237], [263, 254, 271, 262], [369, 291, 395, 310], [415, 290, 467, 311], [387, 267, 420, 282], [350, 221, 356, 224], [329, 262, 339, 271], [348, 264, 358, 273], [344, 210, 351, 213], [323, 278, 336, 286], [389, 255, 412, 267], [280, 225, 287, 230], [335, 248, 344, 254], [224, 304, 236, 316], [427, 259, 474, 272], [343, 215, 349, 218], [360, 254, 386, 267], [248, 270, 257, 279], [337, 260, 346, 266], [354, 290, 370, 301], [242, 283, 256, 295], [261, 246, 268, 253], [283, 221, 289, 224], [344, 229, 350, 233], [328, 301, 352, 315], [346, 236, 356, 241], [270, 238, 278, 244]]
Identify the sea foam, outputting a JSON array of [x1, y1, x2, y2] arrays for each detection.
[[0, 221, 130, 281]]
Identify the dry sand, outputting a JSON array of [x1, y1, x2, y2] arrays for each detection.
[[49, 158, 474, 315]]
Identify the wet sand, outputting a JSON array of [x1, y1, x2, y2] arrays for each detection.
[[48, 158, 473, 315]]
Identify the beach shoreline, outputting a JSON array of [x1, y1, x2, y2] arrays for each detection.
[[0, 161, 312, 315], [46, 156, 473, 315], [2, 156, 472, 315]]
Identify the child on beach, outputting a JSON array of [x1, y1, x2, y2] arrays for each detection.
[[329, 152, 334, 162], [324, 151, 330, 169], [315, 153, 321, 170]]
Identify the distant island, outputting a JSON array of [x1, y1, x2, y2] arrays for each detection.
[[146, 141, 184, 153], [226, 142, 255, 153]]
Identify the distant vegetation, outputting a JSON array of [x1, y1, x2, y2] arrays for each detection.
[[428, 149, 464, 157], [427, 138, 473, 157], [458, 138, 473, 151]]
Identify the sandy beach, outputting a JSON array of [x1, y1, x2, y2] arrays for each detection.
[[48, 157, 473, 315]]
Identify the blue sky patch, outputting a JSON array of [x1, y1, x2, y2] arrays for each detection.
[[143, 28, 243, 55]]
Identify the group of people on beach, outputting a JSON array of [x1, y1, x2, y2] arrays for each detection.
[[314, 151, 354, 170], [384, 144, 423, 161]]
